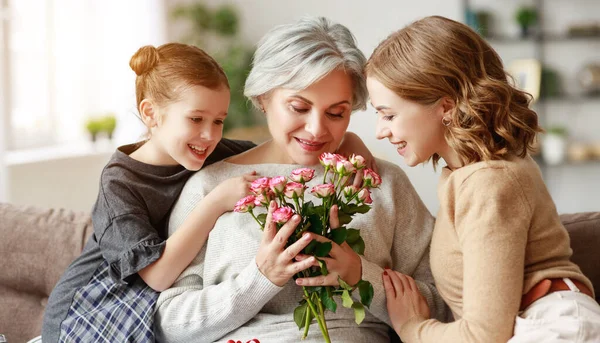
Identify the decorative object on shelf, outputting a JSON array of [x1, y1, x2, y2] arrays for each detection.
[[99, 114, 117, 140], [84, 114, 118, 142], [507, 59, 542, 101], [542, 126, 568, 165], [85, 119, 102, 143], [577, 63, 600, 95], [568, 22, 600, 38], [515, 6, 538, 38], [540, 67, 561, 99], [171, 2, 261, 134], [465, 9, 493, 38], [568, 143, 593, 162]]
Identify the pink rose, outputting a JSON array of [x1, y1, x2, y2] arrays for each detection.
[[253, 193, 268, 207], [234, 195, 256, 213], [335, 159, 356, 175], [310, 183, 335, 198], [272, 206, 294, 224], [284, 182, 306, 199], [357, 188, 373, 204], [319, 153, 338, 168], [349, 154, 366, 169], [342, 185, 359, 199], [290, 168, 315, 183], [363, 168, 382, 188], [251, 177, 271, 195], [269, 176, 287, 194]]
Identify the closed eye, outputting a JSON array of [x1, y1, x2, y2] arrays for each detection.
[[290, 105, 309, 114], [326, 111, 345, 118], [382, 115, 395, 121]]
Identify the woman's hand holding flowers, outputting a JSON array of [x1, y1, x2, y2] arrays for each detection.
[[294, 205, 362, 287], [255, 201, 316, 287]]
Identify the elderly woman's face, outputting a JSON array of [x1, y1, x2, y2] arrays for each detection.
[[262, 69, 353, 165]]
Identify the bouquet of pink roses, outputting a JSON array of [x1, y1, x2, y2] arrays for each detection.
[[234, 153, 382, 342]]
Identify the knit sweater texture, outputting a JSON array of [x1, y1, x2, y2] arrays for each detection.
[[398, 155, 594, 343], [155, 159, 449, 343]]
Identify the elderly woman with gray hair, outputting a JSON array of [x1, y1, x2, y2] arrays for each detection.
[[155, 17, 449, 342]]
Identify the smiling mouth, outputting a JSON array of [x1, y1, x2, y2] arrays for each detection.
[[188, 144, 208, 156], [395, 141, 407, 149], [295, 138, 326, 151]]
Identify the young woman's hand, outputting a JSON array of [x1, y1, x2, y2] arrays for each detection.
[[255, 201, 316, 287], [293, 205, 362, 287], [209, 171, 260, 214], [337, 131, 378, 173], [383, 269, 431, 333]]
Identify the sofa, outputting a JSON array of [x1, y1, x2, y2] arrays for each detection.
[[1, 202, 599, 343]]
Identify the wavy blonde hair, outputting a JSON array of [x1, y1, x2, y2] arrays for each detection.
[[366, 16, 542, 167]]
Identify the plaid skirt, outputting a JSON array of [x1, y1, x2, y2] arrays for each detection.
[[59, 260, 157, 343]]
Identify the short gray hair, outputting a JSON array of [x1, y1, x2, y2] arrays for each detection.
[[244, 17, 367, 111]]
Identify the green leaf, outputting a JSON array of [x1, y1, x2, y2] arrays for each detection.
[[314, 241, 332, 257], [294, 302, 308, 330], [307, 214, 323, 234], [320, 287, 337, 313], [329, 227, 347, 245], [341, 290, 353, 308], [357, 280, 374, 308], [353, 204, 371, 214], [352, 302, 366, 324], [338, 212, 353, 226], [304, 240, 318, 255], [345, 228, 360, 243], [338, 276, 352, 290], [256, 213, 267, 223], [317, 258, 328, 276], [349, 237, 365, 255]]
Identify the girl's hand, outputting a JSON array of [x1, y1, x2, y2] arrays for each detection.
[[210, 171, 260, 214], [383, 269, 430, 333], [256, 201, 316, 287], [294, 205, 362, 287], [337, 132, 378, 173]]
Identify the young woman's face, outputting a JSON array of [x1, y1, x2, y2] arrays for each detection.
[[367, 77, 447, 167], [262, 69, 353, 165], [151, 84, 230, 170]]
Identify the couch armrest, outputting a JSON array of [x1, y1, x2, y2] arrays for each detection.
[[0, 202, 93, 342], [561, 212, 600, 300]]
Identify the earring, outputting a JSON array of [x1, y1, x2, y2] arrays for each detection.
[[442, 117, 451, 127], [260, 106, 266, 113]]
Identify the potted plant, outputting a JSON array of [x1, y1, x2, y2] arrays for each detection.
[[85, 118, 102, 142], [515, 6, 538, 38], [542, 126, 568, 165], [99, 114, 117, 140]]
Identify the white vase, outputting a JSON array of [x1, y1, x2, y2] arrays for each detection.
[[542, 134, 567, 165]]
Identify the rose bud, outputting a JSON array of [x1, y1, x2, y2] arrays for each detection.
[[349, 154, 366, 169], [342, 185, 359, 199], [251, 177, 271, 195], [319, 152, 338, 168], [357, 188, 373, 204], [269, 176, 287, 194], [335, 159, 356, 175], [234, 195, 257, 213], [272, 206, 294, 224], [284, 182, 306, 199], [290, 168, 315, 183], [363, 168, 382, 188], [310, 183, 335, 198]]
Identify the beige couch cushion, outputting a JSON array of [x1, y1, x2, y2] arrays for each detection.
[[0, 203, 93, 343]]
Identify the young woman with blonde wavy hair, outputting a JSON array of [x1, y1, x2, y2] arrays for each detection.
[[366, 15, 600, 343]]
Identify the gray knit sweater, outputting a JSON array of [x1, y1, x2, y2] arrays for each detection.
[[155, 159, 448, 343]]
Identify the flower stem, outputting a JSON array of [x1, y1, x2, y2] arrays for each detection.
[[303, 288, 331, 343], [249, 210, 263, 229]]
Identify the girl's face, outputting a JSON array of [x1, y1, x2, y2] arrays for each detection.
[[367, 77, 448, 167], [149, 84, 230, 171], [262, 69, 353, 165]]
